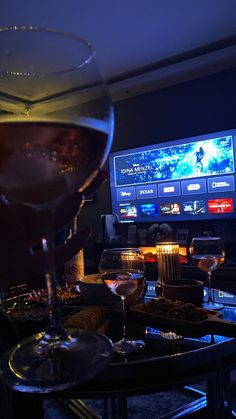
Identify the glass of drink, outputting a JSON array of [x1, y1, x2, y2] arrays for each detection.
[[99, 248, 146, 354], [0, 26, 114, 392], [189, 237, 225, 310]]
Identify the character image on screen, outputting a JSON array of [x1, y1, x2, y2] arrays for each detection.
[[171, 203, 181, 214], [139, 203, 158, 217], [195, 146, 205, 174], [160, 203, 181, 215], [114, 135, 234, 187], [183, 200, 206, 215], [120, 205, 138, 218]]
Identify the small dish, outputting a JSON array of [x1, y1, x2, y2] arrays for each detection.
[[163, 279, 204, 305], [78, 273, 120, 304]]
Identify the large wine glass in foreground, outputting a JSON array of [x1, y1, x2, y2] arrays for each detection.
[[99, 248, 145, 354], [189, 237, 225, 310], [0, 26, 114, 392]]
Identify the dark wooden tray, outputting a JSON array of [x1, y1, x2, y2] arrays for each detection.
[[129, 301, 236, 338]]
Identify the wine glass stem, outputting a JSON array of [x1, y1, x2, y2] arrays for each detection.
[[121, 296, 128, 340], [42, 236, 65, 337], [207, 271, 213, 304]]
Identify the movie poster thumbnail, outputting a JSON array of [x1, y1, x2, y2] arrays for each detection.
[[119, 205, 138, 219], [160, 203, 181, 216], [208, 198, 234, 214], [183, 200, 206, 215], [139, 203, 158, 217]]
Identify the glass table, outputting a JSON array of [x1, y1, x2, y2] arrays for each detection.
[[2, 282, 236, 419]]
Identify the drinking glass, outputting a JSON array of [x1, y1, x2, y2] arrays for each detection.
[[189, 237, 225, 310], [0, 26, 114, 392], [99, 248, 146, 354]]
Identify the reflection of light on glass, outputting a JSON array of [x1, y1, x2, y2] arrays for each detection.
[[219, 291, 234, 298], [146, 327, 231, 344], [120, 249, 144, 273], [160, 331, 182, 340], [121, 251, 135, 270], [121, 252, 135, 260]]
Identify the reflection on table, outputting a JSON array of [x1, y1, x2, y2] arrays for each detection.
[[2, 280, 236, 418]]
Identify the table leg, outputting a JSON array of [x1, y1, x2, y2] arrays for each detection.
[[207, 362, 230, 419], [103, 398, 109, 419], [10, 391, 44, 419], [110, 397, 128, 419], [117, 397, 128, 419]]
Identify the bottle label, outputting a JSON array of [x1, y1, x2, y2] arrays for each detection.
[[65, 249, 84, 285]]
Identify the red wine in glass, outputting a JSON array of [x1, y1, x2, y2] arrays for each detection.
[[0, 26, 114, 393]]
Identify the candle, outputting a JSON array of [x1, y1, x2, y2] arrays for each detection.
[[155, 242, 180, 296]]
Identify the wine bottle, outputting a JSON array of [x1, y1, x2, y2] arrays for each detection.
[[64, 217, 84, 286]]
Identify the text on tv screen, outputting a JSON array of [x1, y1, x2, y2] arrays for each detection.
[[109, 129, 236, 223]]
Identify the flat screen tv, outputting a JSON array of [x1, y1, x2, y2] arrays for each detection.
[[109, 128, 236, 223]]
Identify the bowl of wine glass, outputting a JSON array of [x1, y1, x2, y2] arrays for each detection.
[[78, 273, 120, 304], [99, 248, 146, 354], [189, 237, 225, 310], [78, 272, 145, 306]]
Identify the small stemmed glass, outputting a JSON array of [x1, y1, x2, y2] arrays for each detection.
[[99, 248, 146, 354], [189, 237, 225, 310]]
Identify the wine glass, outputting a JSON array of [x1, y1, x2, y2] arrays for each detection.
[[0, 26, 114, 392], [189, 237, 225, 310], [99, 248, 146, 354]]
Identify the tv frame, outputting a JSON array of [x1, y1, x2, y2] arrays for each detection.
[[109, 128, 236, 224]]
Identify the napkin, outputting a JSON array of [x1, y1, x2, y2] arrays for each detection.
[[64, 305, 109, 334]]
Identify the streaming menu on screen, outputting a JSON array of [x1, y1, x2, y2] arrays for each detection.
[[109, 129, 236, 223]]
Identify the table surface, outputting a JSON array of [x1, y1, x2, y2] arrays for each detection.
[[3, 281, 236, 419], [3, 281, 236, 399], [42, 281, 236, 400]]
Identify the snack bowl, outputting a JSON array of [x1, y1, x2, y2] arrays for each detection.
[[2, 294, 48, 338], [78, 273, 120, 304], [163, 279, 204, 306]]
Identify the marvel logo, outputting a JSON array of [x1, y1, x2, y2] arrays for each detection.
[[187, 183, 200, 191], [163, 186, 175, 193]]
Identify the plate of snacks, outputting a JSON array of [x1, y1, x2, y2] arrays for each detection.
[[129, 297, 236, 338], [28, 286, 81, 305]]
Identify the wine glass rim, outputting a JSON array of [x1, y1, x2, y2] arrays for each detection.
[[191, 237, 222, 240], [0, 25, 95, 75], [0, 25, 92, 49], [102, 248, 141, 252], [155, 241, 179, 245]]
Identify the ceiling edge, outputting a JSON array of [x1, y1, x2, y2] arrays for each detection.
[[108, 38, 236, 102]]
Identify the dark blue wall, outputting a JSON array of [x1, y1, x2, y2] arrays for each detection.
[[113, 67, 236, 152], [79, 67, 236, 251]]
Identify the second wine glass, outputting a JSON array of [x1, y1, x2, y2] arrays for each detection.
[[189, 237, 225, 310], [99, 248, 146, 354]]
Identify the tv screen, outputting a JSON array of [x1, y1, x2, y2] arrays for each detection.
[[109, 129, 236, 223]]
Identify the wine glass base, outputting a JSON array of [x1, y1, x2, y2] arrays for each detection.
[[0, 329, 113, 393], [113, 338, 145, 355], [202, 301, 224, 311]]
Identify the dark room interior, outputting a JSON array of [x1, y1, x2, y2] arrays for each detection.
[[1, 1, 236, 418]]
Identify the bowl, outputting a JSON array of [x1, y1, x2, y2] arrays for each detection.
[[163, 279, 204, 306], [78, 273, 120, 304]]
